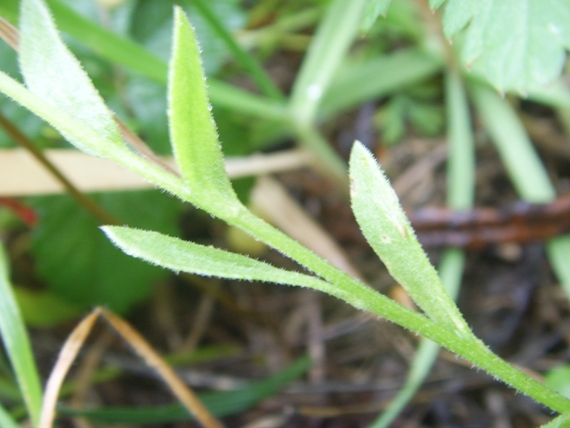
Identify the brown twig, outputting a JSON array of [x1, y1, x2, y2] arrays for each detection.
[[39, 307, 224, 428], [409, 194, 570, 248], [0, 113, 120, 225]]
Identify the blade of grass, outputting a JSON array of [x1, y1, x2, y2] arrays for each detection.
[[527, 80, 570, 110], [287, 0, 370, 181], [320, 48, 443, 119], [1, 0, 166, 82], [0, 244, 42, 428], [470, 79, 570, 319], [182, 0, 283, 100], [39, 309, 100, 428], [469, 81, 555, 203], [546, 237, 570, 299], [57, 355, 310, 424], [208, 81, 287, 120], [0, 405, 19, 428], [371, 68, 475, 427], [289, 0, 368, 125]]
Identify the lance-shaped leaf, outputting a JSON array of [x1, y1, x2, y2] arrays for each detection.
[[349, 142, 470, 334], [18, 0, 123, 157], [0, 244, 42, 427], [102, 225, 382, 313], [168, 7, 240, 214]]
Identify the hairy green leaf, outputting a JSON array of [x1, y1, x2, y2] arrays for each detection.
[[433, 0, 570, 92], [102, 225, 406, 316], [169, 7, 241, 213], [103, 226, 340, 296], [18, 0, 123, 156], [349, 142, 470, 334]]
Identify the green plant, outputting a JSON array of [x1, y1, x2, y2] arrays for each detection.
[[2, 0, 570, 426]]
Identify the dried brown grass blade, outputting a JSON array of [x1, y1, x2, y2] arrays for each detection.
[[99, 308, 224, 428], [0, 17, 19, 50], [39, 307, 224, 428], [39, 308, 101, 428], [0, 149, 315, 196]]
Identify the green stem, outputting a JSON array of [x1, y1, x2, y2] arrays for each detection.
[[109, 145, 570, 413], [292, 123, 348, 185]]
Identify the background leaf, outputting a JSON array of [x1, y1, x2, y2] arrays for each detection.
[[361, 0, 393, 32], [30, 191, 182, 313], [434, 0, 570, 92]]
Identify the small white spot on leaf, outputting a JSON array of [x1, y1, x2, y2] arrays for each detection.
[[307, 84, 322, 101]]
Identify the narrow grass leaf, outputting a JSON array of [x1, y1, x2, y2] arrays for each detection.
[[321, 49, 442, 119], [349, 142, 470, 334], [527, 80, 570, 110], [58, 355, 310, 424], [470, 80, 570, 319], [0, 244, 42, 427], [547, 236, 570, 300], [445, 71, 476, 210], [45, 0, 167, 83], [289, 0, 369, 125], [18, 0, 123, 157], [469, 81, 555, 203], [169, 7, 240, 213], [0, 405, 19, 428]]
